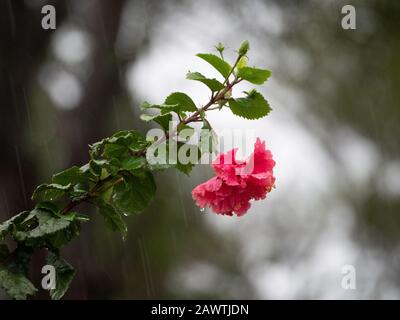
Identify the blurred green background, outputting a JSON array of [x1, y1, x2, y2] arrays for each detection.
[[0, 0, 399, 299]]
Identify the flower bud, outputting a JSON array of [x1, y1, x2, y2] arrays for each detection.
[[215, 42, 225, 54], [238, 40, 249, 56]]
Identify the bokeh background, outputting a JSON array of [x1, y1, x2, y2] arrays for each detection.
[[1, 0, 400, 299]]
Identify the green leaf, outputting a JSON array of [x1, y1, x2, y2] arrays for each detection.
[[0, 245, 36, 300], [0, 266, 37, 300], [113, 171, 156, 215], [110, 132, 147, 157], [90, 130, 148, 161], [96, 199, 127, 240], [32, 183, 71, 201], [140, 113, 172, 132], [100, 182, 114, 203], [28, 211, 73, 238], [46, 219, 81, 249], [90, 156, 146, 177], [47, 252, 75, 300], [120, 157, 147, 171], [140, 101, 156, 110], [237, 66, 271, 85], [140, 101, 178, 111], [0, 211, 30, 240], [107, 130, 146, 147], [164, 92, 197, 112], [35, 201, 60, 214], [92, 159, 120, 177], [53, 166, 87, 186], [49, 167, 92, 200], [196, 53, 232, 78], [103, 144, 127, 160], [13, 209, 77, 246], [186, 72, 225, 92], [140, 102, 182, 118], [105, 130, 148, 157], [89, 159, 108, 176], [228, 90, 271, 120]]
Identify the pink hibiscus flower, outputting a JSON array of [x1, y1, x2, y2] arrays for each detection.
[[192, 138, 275, 216]]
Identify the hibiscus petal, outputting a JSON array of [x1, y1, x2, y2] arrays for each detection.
[[192, 137, 275, 216]]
